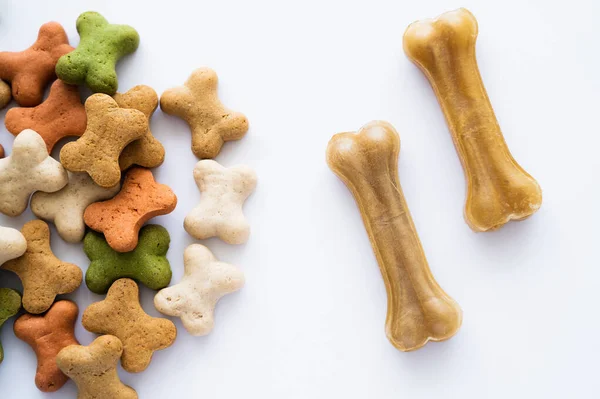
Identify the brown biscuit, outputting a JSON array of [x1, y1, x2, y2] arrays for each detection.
[[13, 300, 79, 392], [59, 93, 148, 188], [84, 167, 177, 253], [0, 144, 4, 159], [1, 220, 82, 314], [5, 80, 87, 152], [56, 335, 138, 399], [82, 278, 177, 373], [160, 67, 248, 159], [0, 22, 73, 106], [114, 85, 165, 170], [0, 79, 11, 109]]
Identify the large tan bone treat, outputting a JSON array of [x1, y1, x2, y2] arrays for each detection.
[[56, 335, 138, 399], [326, 121, 462, 351], [403, 8, 542, 232], [160, 67, 248, 159]]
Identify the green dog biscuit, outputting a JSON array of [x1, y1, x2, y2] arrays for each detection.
[[55, 11, 139, 95], [0, 288, 21, 364], [84, 224, 172, 294]]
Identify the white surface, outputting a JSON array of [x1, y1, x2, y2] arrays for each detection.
[[0, 0, 598, 397]]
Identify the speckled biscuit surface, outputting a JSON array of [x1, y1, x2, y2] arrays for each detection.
[[31, 172, 120, 243], [56, 11, 139, 95], [56, 335, 138, 399], [5, 80, 86, 152], [82, 278, 177, 373], [14, 300, 79, 392], [1, 220, 82, 314], [0, 22, 73, 106], [84, 167, 176, 252], [155, 244, 244, 336], [0, 129, 68, 216], [114, 85, 164, 170], [184, 160, 256, 244], [160, 67, 248, 158], [0, 225, 27, 266], [84, 224, 172, 294], [0, 80, 11, 109], [0, 288, 21, 364], [59, 93, 148, 188]]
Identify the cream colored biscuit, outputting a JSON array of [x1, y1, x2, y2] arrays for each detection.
[[31, 172, 120, 243], [0, 129, 68, 216], [0, 226, 27, 266], [184, 160, 256, 244], [154, 244, 244, 336]]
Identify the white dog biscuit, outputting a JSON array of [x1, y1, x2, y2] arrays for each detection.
[[184, 160, 256, 244], [154, 244, 244, 336], [0, 226, 27, 266], [0, 129, 68, 216], [31, 172, 120, 243]]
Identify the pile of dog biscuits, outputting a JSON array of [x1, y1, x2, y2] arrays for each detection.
[[0, 11, 256, 397]]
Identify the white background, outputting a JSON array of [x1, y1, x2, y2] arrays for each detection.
[[0, 0, 598, 397]]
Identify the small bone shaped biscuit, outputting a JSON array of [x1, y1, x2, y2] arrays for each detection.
[[184, 160, 256, 244], [0, 129, 68, 216], [326, 121, 462, 351], [0, 225, 27, 266], [31, 172, 120, 243], [13, 300, 79, 392], [0, 79, 11, 109], [84, 225, 172, 294], [56, 335, 138, 399], [0, 288, 21, 364], [114, 85, 165, 170], [160, 68, 249, 159], [5, 80, 87, 152], [1, 220, 82, 314], [155, 244, 245, 336], [55, 12, 139, 95], [403, 8, 542, 232], [0, 22, 73, 106], [60, 93, 148, 188], [82, 278, 177, 373], [84, 167, 177, 252]]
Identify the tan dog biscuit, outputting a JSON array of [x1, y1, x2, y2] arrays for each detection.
[[60, 93, 148, 188], [14, 300, 79, 392], [0, 129, 68, 216], [0, 79, 11, 109], [31, 172, 120, 243], [155, 244, 244, 336], [82, 278, 177, 373], [56, 335, 138, 399], [184, 160, 256, 244], [160, 67, 248, 158], [0, 225, 27, 266], [1, 220, 82, 314], [114, 85, 165, 170], [5, 80, 87, 152], [84, 167, 177, 252], [0, 22, 73, 106]]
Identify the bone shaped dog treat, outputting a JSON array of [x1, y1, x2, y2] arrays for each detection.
[[0, 288, 21, 364], [60, 93, 148, 188], [160, 68, 249, 159], [1, 220, 82, 314], [0, 129, 68, 216], [114, 85, 165, 170], [155, 244, 245, 336], [56, 11, 139, 95], [56, 335, 138, 399], [14, 300, 79, 392], [31, 172, 120, 243], [5, 80, 87, 152], [0, 226, 27, 266], [82, 278, 177, 373], [0, 22, 73, 106], [84, 225, 172, 294], [403, 8, 542, 232], [184, 160, 256, 244], [326, 121, 462, 351], [84, 167, 177, 252]]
